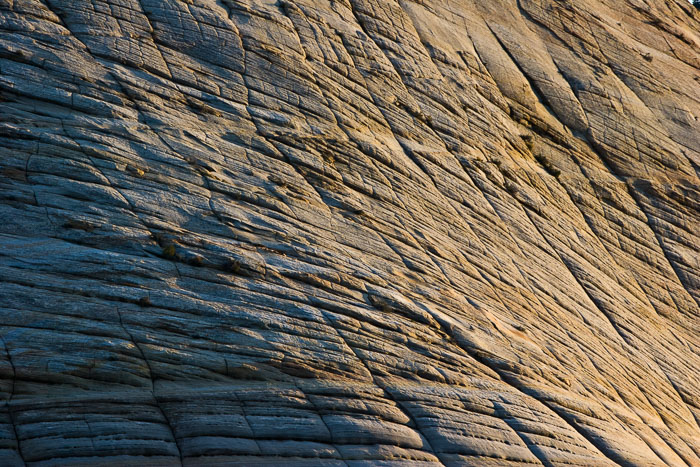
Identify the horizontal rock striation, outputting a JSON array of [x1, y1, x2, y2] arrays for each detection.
[[0, 0, 699, 465]]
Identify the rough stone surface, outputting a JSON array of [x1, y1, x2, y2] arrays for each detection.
[[0, 0, 699, 465]]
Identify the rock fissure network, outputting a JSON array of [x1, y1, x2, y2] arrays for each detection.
[[0, 0, 699, 465]]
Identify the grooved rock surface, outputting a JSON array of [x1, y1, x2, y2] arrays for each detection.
[[1, 0, 699, 465]]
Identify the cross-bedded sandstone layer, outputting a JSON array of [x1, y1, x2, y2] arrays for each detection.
[[1, 0, 699, 465]]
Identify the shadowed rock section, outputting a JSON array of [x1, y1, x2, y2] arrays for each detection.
[[0, 0, 699, 465]]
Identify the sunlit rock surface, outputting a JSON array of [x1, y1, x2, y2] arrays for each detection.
[[1, 0, 699, 465]]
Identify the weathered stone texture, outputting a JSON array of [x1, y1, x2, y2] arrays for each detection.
[[0, 0, 699, 464]]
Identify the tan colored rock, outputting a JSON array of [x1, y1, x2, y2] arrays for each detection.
[[0, 0, 698, 464]]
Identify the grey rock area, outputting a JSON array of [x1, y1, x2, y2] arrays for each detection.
[[0, 0, 699, 464]]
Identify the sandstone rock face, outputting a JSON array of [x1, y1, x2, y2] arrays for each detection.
[[0, 0, 699, 465]]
